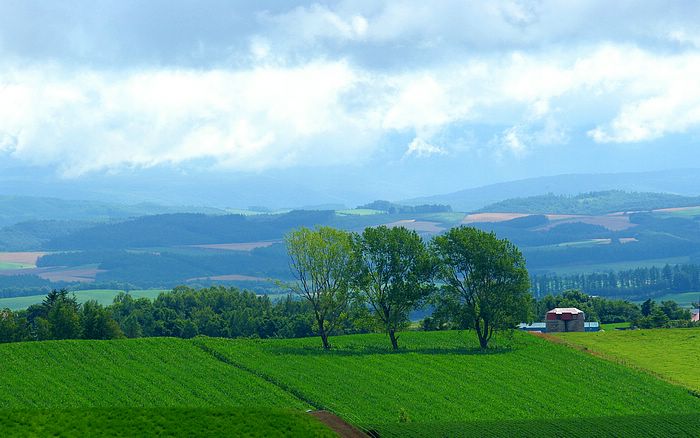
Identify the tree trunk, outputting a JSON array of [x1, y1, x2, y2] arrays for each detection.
[[319, 326, 330, 350], [389, 328, 399, 350], [475, 318, 489, 349]]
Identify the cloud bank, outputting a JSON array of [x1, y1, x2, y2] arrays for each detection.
[[1, 1, 700, 176]]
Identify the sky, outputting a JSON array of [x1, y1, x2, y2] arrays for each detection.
[[1, 0, 700, 207]]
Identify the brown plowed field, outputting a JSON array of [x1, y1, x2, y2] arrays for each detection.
[[0, 266, 103, 282], [464, 212, 636, 231], [384, 219, 444, 233], [462, 212, 530, 223], [188, 274, 269, 282], [0, 252, 47, 265], [188, 241, 280, 251]]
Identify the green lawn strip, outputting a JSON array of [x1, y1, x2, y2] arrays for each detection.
[[0, 407, 336, 437], [557, 328, 700, 393], [0, 338, 309, 410], [600, 322, 631, 330], [200, 331, 700, 437]]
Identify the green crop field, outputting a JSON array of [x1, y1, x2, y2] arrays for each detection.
[[0, 408, 334, 437], [0, 338, 309, 409], [653, 206, 700, 218], [0, 261, 34, 270], [0, 289, 168, 311], [636, 291, 700, 307], [541, 256, 692, 275], [198, 331, 700, 437], [558, 328, 700, 393], [2, 331, 700, 437]]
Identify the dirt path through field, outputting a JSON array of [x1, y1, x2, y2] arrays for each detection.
[[309, 411, 367, 438]]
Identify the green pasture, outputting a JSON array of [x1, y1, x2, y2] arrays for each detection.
[[0, 289, 168, 311], [637, 291, 700, 307], [0, 262, 34, 270], [653, 206, 700, 218], [601, 322, 631, 330], [537, 256, 692, 275], [558, 327, 700, 393]]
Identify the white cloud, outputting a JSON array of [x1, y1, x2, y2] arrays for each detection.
[[263, 4, 369, 43], [405, 137, 446, 158], [500, 126, 528, 156], [0, 61, 372, 176], [3, 43, 700, 176]]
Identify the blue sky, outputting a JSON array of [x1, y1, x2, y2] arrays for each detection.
[[1, 1, 700, 205]]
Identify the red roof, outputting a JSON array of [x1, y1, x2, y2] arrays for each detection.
[[547, 307, 584, 315]]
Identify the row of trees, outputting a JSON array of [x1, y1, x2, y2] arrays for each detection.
[[0, 290, 121, 342], [287, 225, 531, 350], [532, 264, 700, 298], [1, 284, 694, 346], [0, 287, 375, 343]]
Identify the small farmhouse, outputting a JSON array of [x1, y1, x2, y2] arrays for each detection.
[[545, 307, 585, 333], [517, 320, 599, 333]]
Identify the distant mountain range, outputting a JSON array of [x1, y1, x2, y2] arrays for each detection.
[[2, 169, 700, 228], [402, 169, 700, 212]]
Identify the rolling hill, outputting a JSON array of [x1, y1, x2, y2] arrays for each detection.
[[477, 191, 700, 215], [0, 196, 229, 228], [403, 169, 700, 212]]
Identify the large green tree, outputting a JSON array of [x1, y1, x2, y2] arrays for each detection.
[[353, 226, 433, 349], [432, 226, 531, 349], [34, 289, 82, 340], [286, 226, 355, 349], [81, 300, 123, 340]]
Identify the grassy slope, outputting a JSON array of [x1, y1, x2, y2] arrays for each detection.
[[0, 289, 167, 311], [0, 408, 335, 438], [199, 331, 700, 437], [0, 338, 308, 409], [1, 332, 699, 437], [558, 328, 700, 393]]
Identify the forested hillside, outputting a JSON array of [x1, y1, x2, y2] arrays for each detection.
[[478, 191, 700, 215], [403, 169, 700, 211]]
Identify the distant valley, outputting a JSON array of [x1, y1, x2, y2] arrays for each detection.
[[1, 186, 700, 307]]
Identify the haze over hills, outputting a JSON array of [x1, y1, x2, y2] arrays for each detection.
[[0, 196, 229, 228], [403, 169, 700, 212], [3, 169, 700, 220]]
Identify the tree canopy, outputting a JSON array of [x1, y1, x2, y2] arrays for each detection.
[[285, 226, 355, 349], [432, 226, 531, 349], [352, 226, 434, 349]]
